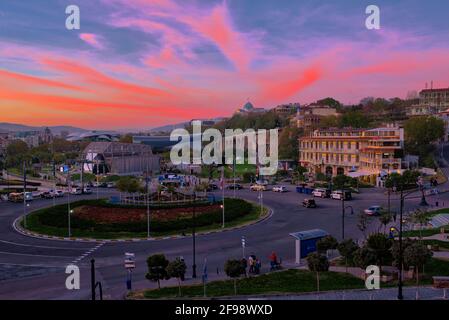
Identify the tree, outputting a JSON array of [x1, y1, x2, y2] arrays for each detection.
[[404, 116, 444, 162], [339, 110, 371, 128], [306, 253, 329, 292], [5, 140, 30, 168], [332, 174, 355, 189], [316, 97, 342, 109], [316, 236, 338, 255], [357, 213, 372, 239], [337, 239, 359, 269], [404, 242, 433, 287], [365, 233, 393, 272], [378, 210, 393, 234], [224, 259, 246, 295], [166, 257, 187, 296], [408, 209, 431, 239], [353, 246, 377, 269], [278, 126, 302, 162], [116, 176, 140, 203], [119, 134, 133, 144], [145, 254, 170, 289]]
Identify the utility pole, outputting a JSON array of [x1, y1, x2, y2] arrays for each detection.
[[341, 196, 345, 240], [52, 160, 56, 207], [398, 188, 404, 300], [192, 191, 197, 278], [67, 167, 71, 238], [23, 161, 27, 228], [221, 166, 225, 228], [146, 169, 151, 238]]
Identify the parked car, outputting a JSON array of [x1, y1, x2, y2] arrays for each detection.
[[8, 192, 24, 203], [54, 190, 65, 197], [106, 182, 115, 188], [70, 187, 82, 195], [272, 186, 287, 192], [312, 188, 330, 198], [25, 192, 34, 201], [83, 187, 92, 194], [331, 190, 352, 200], [250, 184, 266, 191], [206, 184, 219, 191], [226, 184, 243, 190], [364, 206, 383, 216], [41, 191, 54, 199], [302, 198, 317, 208]]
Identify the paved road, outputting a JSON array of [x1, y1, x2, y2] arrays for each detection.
[[1, 168, 449, 299]]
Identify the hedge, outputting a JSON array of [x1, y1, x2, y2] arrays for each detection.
[[28, 198, 253, 233]]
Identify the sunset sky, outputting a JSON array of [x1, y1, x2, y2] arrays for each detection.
[[1, 0, 449, 130]]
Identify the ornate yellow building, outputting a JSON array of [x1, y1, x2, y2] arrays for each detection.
[[299, 127, 404, 178]]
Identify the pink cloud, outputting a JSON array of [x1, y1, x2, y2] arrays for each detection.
[[79, 33, 105, 49]]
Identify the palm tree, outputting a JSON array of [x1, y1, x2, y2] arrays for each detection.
[[378, 210, 393, 234], [408, 209, 431, 240]]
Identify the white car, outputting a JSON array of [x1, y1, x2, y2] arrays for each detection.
[[250, 184, 266, 191], [331, 190, 352, 200], [106, 182, 115, 188], [312, 188, 330, 198], [83, 187, 92, 194], [364, 206, 383, 216], [272, 186, 287, 192], [70, 187, 82, 195], [55, 190, 65, 197]]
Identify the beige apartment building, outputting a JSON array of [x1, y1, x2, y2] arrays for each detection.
[[299, 127, 404, 178], [407, 87, 449, 116]]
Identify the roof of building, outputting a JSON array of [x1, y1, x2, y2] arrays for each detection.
[[83, 141, 154, 155], [289, 229, 329, 241], [243, 101, 254, 110], [420, 88, 449, 93]]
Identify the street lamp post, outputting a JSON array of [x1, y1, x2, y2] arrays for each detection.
[[146, 171, 151, 238], [395, 183, 421, 300], [341, 196, 353, 240], [67, 169, 71, 237], [192, 191, 197, 278], [23, 161, 27, 228], [398, 187, 404, 300]]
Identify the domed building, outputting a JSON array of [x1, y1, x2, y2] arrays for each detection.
[[236, 100, 267, 114]]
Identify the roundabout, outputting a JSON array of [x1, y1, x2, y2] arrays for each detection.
[[15, 198, 271, 241], [0, 183, 446, 299]]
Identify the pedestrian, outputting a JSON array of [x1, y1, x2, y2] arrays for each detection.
[[269, 251, 278, 271], [248, 254, 255, 274], [255, 259, 261, 274]]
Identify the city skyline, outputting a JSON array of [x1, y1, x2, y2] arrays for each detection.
[[1, 0, 449, 129]]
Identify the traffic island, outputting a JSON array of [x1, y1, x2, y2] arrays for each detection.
[[17, 198, 270, 241], [128, 269, 365, 299]]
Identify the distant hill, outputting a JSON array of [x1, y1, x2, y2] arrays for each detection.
[[149, 122, 189, 133], [0, 123, 89, 135]]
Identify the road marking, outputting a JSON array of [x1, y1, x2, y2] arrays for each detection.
[[72, 242, 105, 264], [0, 251, 74, 259], [0, 262, 64, 268], [0, 239, 91, 250]]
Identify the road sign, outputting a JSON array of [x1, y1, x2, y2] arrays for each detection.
[[124, 253, 135, 269]]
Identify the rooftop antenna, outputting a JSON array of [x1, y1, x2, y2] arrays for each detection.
[[425, 82, 428, 89], [431, 80, 433, 90]]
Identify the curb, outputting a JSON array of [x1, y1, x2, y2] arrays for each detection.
[[12, 201, 274, 243]]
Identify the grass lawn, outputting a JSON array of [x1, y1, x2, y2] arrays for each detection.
[[200, 164, 256, 179], [22, 199, 268, 239], [132, 269, 365, 299], [403, 225, 449, 238]]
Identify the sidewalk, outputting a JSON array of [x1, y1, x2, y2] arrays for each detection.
[[242, 286, 449, 300]]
